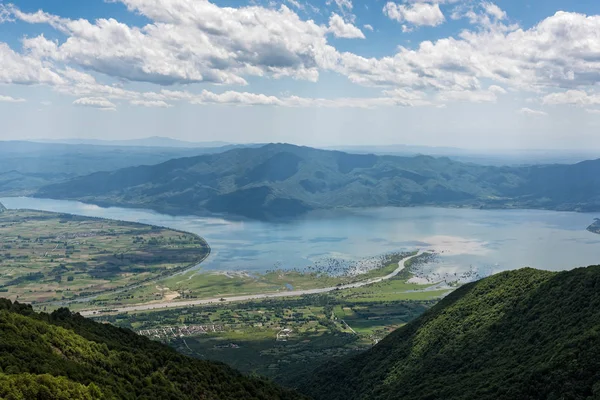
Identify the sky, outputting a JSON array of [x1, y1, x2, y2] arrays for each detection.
[[2, 0, 600, 149]]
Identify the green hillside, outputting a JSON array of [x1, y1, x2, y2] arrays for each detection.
[[299, 266, 600, 400], [36, 144, 600, 219], [0, 299, 304, 400]]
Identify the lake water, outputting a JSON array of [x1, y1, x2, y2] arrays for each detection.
[[2, 197, 600, 281]]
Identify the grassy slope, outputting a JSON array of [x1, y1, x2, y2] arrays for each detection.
[[36, 143, 600, 219], [0, 299, 304, 400], [301, 266, 600, 400]]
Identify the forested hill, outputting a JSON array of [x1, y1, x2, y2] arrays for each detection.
[[36, 143, 600, 219], [0, 300, 304, 400], [299, 266, 600, 400]]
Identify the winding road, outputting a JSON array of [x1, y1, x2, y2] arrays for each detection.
[[80, 250, 424, 316]]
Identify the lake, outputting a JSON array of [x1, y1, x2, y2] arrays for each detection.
[[2, 197, 600, 281]]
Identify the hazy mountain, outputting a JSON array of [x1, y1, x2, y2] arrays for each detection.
[[328, 144, 600, 166], [0, 201, 5, 213], [300, 266, 600, 400], [0, 299, 304, 399], [31, 136, 237, 148], [35, 143, 600, 219], [0, 141, 249, 195]]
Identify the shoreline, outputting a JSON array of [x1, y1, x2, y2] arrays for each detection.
[[79, 251, 426, 316]]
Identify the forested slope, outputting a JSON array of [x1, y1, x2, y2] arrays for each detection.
[[0, 300, 304, 400], [300, 266, 600, 400]]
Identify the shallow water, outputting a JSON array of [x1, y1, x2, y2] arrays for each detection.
[[2, 197, 600, 277]]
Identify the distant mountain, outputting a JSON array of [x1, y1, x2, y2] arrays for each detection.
[[588, 218, 600, 234], [0, 201, 5, 213], [35, 143, 600, 219], [300, 266, 600, 400], [0, 299, 304, 399], [328, 144, 600, 166], [0, 141, 249, 195], [33, 136, 238, 148]]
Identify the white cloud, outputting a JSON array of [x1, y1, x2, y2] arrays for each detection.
[[130, 100, 172, 108], [585, 109, 600, 114], [328, 13, 365, 39], [519, 107, 548, 116], [0, 42, 64, 85], [0, 95, 26, 103], [363, 24, 374, 31], [11, 2, 336, 85], [327, 0, 352, 12], [488, 85, 507, 94], [437, 89, 498, 103], [383, 2, 445, 27], [73, 97, 117, 111], [482, 2, 506, 20], [284, 0, 304, 10], [542, 90, 600, 106], [5, 1, 600, 113]]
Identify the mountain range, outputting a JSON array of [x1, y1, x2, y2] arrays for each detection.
[[35, 143, 600, 219], [299, 265, 600, 400], [0, 141, 248, 196]]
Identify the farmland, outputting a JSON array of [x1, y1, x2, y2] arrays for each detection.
[[0, 209, 209, 303]]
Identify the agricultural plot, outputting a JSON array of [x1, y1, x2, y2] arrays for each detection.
[[94, 294, 436, 382], [0, 210, 209, 303]]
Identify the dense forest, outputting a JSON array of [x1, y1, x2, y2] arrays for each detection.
[[299, 266, 600, 400], [0, 300, 304, 399], [37, 143, 600, 219]]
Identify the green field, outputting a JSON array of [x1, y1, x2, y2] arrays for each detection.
[[86, 250, 451, 381], [75, 251, 417, 311], [0, 210, 209, 303], [94, 294, 437, 382]]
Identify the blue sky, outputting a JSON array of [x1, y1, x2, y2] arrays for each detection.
[[2, 0, 600, 149]]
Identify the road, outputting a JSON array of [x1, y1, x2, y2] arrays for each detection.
[[80, 250, 424, 316]]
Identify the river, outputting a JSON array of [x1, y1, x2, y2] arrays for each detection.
[[2, 197, 600, 280]]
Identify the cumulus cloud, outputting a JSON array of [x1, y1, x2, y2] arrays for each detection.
[[383, 2, 445, 27], [0, 42, 64, 85], [363, 24, 374, 31], [4, 0, 600, 113], [328, 13, 365, 38], [11, 1, 335, 85], [519, 107, 548, 116], [73, 97, 117, 111]]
